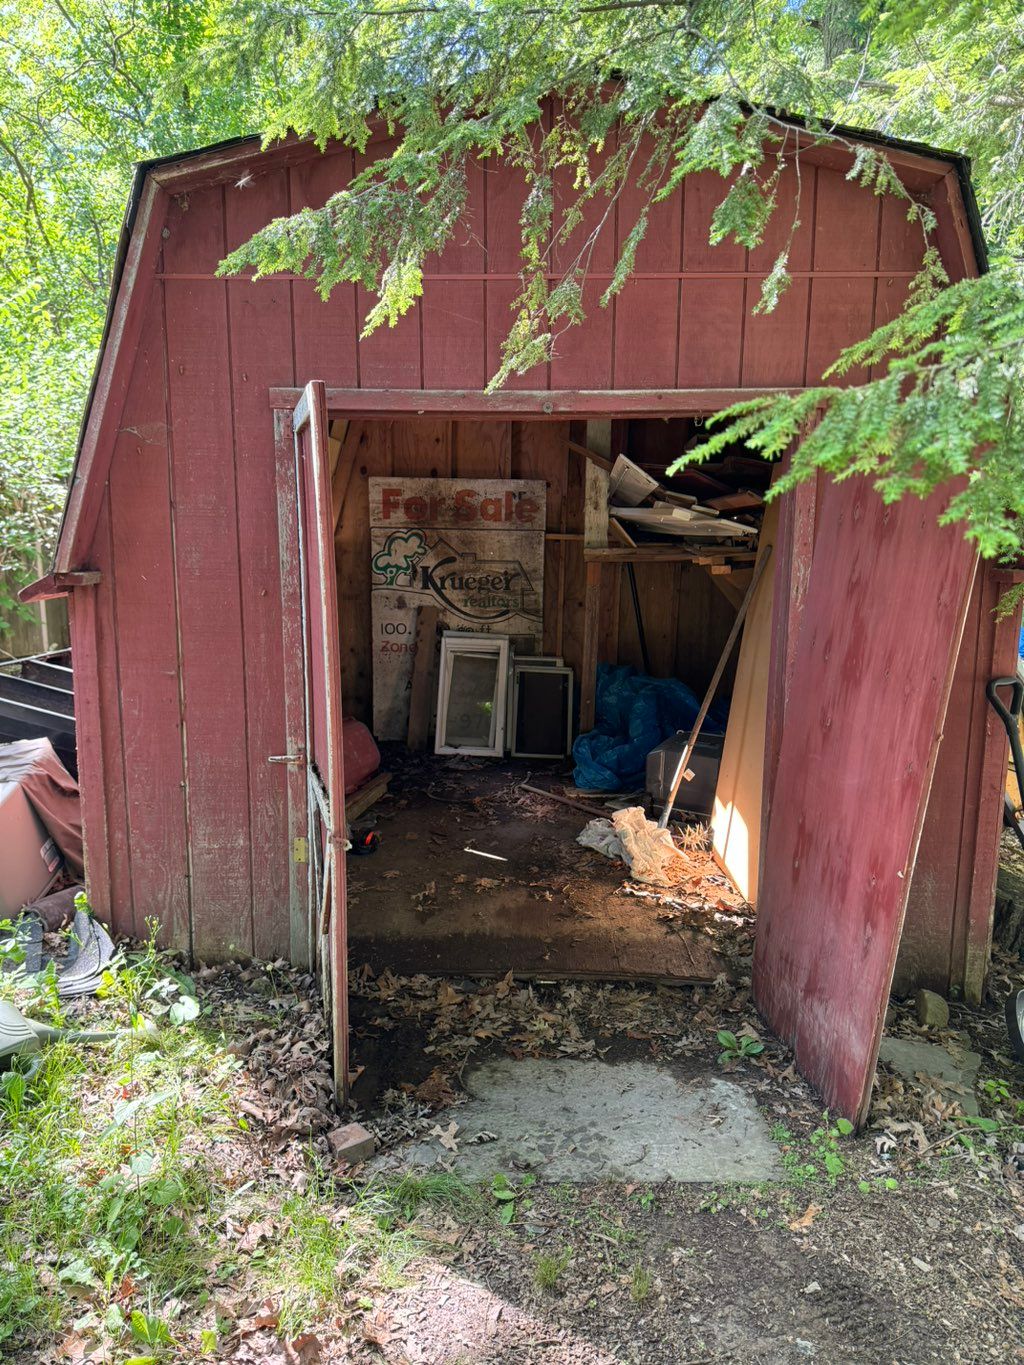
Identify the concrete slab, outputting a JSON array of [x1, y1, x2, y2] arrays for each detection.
[[877, 1036, 981, 1115], [400, 1057, 782, 1183]]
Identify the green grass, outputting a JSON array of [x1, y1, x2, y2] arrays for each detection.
[[265, 1170, 483, 1335], [0, 923, 242, 1355], [533, 1248, 571, 1293], [630, 1262, 654, 1303], [0, 907, 495, 1359]]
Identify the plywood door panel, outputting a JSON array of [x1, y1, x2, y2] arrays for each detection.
[[753, 478, 977, 1124], [274, 409, 311, 968], [899, 567, 1023, 1000], [107, 282, 189, 948], [711, 494, 780, 903]]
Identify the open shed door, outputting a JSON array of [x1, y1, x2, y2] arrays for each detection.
[[293, 381, 348, 1103], [753, 478, 977, 1126]]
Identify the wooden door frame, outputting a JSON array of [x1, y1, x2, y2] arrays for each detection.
[[283, 382, 350, 1103]]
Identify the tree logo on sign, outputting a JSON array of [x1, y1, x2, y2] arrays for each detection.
[[371, 530, 428, 587]]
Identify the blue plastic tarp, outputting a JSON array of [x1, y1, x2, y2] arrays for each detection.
[[571, 663, 729, 791]]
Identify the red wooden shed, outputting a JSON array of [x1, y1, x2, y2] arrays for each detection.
[[25, 112, 1021, 1123]]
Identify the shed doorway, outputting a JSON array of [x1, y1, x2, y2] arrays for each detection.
[[316, 409, 775, 996]]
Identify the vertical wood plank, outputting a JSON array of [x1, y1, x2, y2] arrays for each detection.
[[226, 172, 297, 960], [804, 277, 876, 385], [391, 419, 452, 477], [452, 421, 512, 478], [812, 168, 881, 272], [579, 561, 602, 733], [422, 280, 487, 388], [90, 498, 134, 934], [337, 421, 392, 722], [290, 151, 359, 387], [513, 423, 569, 656], [274, 408, 310, 967], [164, 187, 254, 959], [681, 171, 746, 272], [67, 588, 112, 923], [614, 279, 679, 388], [560, 445, 587, 679], [741, 280, 811, 387], [678, 279, 744, 388], [107, 282, 190, 949]]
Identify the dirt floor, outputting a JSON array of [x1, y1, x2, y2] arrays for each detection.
[[347, 753, 737, 984]]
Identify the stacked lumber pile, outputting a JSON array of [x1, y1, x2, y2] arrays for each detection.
[[606, 450, 764, 562]]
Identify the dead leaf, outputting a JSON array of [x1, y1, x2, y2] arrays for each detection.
[[286, 1333, 324, 1363], [429, 1120, 460, 1153], [362, 1308, 393, 1348], [238, 1218, 276, 1254], [789, 1203, 821, 1232]]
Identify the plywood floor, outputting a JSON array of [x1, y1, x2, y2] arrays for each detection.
[[347, 757, 729, 984]]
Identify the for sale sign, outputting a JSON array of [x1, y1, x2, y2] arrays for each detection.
[[369, 478, 546, 739]]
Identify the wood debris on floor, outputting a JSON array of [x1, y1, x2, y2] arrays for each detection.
[[347, 752, 748, 985]]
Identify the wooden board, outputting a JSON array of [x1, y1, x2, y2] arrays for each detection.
[[406, 606, 440, 750], [752, 477, 977, 1125], [711, 492, 780, 902], [368, 477, 546, 738], [294, 381, 349, 1102], [108, 282, 190, 947]]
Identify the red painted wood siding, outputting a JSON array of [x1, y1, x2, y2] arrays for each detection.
[[753, 481, 978, 1123], [81, 142, 965, 959], [897, 564, 1023, 1001]]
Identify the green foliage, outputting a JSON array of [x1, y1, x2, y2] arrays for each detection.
[[491, 1170, 536, 1225], [0, 940, 237, 1352], [675, 265, 1024, 562], [716, 1029, 765, 1065], [5, 0, 1024, 591], [0, 2, 253, 608], [773, 1113, 856, 1186]]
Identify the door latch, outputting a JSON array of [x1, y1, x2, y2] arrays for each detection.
[[268, 752, 304, 764]]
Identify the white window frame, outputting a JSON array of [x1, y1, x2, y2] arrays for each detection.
[[435, 634, 511, 757]]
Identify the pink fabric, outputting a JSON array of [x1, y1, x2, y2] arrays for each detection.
[[0, 739, 83, 877]]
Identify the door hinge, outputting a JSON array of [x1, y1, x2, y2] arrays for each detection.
[[292, 837, 309, 864]]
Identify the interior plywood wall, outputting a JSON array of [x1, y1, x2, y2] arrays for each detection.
[[330, 418, 739, 729]]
